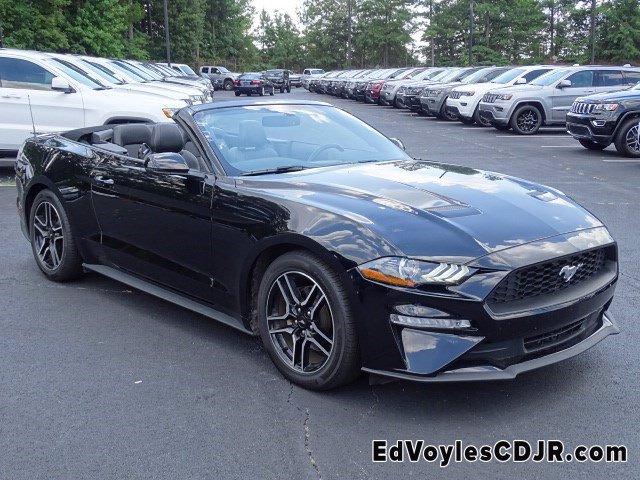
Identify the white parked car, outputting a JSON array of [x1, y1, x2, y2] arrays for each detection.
[[0, 49, 186, 152], [301, 68, 325, 89], [81, 56, 207, 102], [446, 66, 556, 126]]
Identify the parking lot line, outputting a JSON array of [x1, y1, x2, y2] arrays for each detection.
[[495, 135, 571, 138], [540, 145, 577, 148], [602, 159, 640, 163]]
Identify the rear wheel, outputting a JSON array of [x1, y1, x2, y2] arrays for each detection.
[[30, 190, 83, 282], [223, 79, 234, 91], [614, 117, 640, 158], [257, 251, 360, 390], [579, 139, 607, 151], [510, 105, 542, 135]]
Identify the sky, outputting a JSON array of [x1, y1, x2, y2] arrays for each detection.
[[251, 0, 302, 24]]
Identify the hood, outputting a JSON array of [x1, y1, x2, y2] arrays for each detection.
[[487, 84, 544, 95], [453, 81, 510, 94], [577, 88, 638, 102], [425, 81, 462, 91], [243, 161, 602, 263]]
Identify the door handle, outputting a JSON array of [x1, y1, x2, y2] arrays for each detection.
[[94, 175, 114, 186]]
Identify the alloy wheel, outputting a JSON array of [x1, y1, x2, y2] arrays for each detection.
[[265, 271, 334, 374], [625, 123, 640, 154], [517, 110, 539, 133], [33, 201, 64, 270]]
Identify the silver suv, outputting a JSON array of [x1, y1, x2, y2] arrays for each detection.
[[478, 66, 640, 134]]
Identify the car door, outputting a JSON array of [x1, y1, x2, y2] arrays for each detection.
[[0, 57, 84, 151], [551, 70, 596, 122], [595, 70, 626, 93], [90, 144, 215, 302]]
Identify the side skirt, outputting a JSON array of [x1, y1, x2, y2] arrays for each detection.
[[83, 263, 253, 335]]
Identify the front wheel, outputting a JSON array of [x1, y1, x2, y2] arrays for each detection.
[[29, 190, 83, 282], [614, 117, 640, 157], [257, 251, 360, 390], [579, 139, 607, 151], [439, 100, 457, 121], [473, 106, 492, 127], [270, 88, 275, 96], [510, 105, 542, 135], [234, 91, 241, 97], [259, 87, 265, 96]]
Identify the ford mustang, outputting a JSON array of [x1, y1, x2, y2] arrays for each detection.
[[15, 99, 619, 390]]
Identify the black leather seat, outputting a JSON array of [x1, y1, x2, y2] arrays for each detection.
[[147, 123, 200, 171], [112, 124, 152, 157], [227, 120, 278, 164]]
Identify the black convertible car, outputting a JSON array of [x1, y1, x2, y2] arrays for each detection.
[[15, 100, 618, 390]]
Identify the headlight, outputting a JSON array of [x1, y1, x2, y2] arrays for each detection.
[[593, 103, 619, 111], [496, 93, 513, 101], [162, 107, 180, 118], [460, 91, 475, 96], [357, 257, 474, 287], [426, 89, 441, 97]]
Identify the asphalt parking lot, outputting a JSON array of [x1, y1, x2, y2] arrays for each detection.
[[1, 89, 638, 479]]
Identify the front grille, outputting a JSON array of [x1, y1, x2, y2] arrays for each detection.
[[524, 317, 585, 352], [571, 102, 596, 114], [482, 93, 498, 103], [449, 91, 463, 99], [488, 248, 608, 306]]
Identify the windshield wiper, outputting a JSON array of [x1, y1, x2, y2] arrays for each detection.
[[240, 165, 308, 176]]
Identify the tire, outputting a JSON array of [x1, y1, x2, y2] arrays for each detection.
[[234, 91, 241, 97], [280, 87, 285, 93], [29, 189, 83, 282], [510, 104, 543, 135], [614, 117, 640, 158], [270, 88, 275, 96], [259, 87, 265, 96], [287, 85, 291, 93], [473, 106, 492, 127], [256, 251, 360, 390], [223, 79, 234, 91], [579, 139, 607, 151], [459, 116, 474, 125], [438, 100, 457, 121]]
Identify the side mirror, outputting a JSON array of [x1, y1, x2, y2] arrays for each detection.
[[514, 77, 527, 85], [145, 152, 190, 173], [557, 79, 572, 89], [389, 137, 406, 151], [51, 76, 74, 93]]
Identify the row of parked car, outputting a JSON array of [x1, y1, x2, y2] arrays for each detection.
[[308, 65, 640, 157], [0, 48, 221, 152]]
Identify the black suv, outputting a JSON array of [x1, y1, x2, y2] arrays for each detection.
[[567, 82, 640, 157], [265, 69, 291, 93]]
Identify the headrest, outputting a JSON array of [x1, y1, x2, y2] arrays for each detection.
[[112, 124, 152, 146], [238, 120, 268, 149], [149, 123, 185, 153]]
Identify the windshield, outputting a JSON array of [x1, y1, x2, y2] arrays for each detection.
[[492, 68, 526, 84], [180, 65, 197, 75], [218, 66, 230, 73], [100, 61, 141, 82], [76, 59, 124, 85], [531, 69, 570, 86], [462, 68, 494, 84], [130, 62, 164, 80], [114, 61, 154, 81], [434, 69, 462, 82], [156, 64, 179, 77], [194, 104, 410, 175], [48, 58, 108, 89], [142, 63, 169, 78], [111, 61, 152, 81], [266, 70, 284, 76]]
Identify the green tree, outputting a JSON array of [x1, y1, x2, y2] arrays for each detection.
[[597, 0, 640, 62]]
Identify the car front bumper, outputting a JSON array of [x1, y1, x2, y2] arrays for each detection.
[[365, 312, 618, 383], [421, 94, 447, 115], [566, 113, 616, 145], [446, 96, 477, 120], [479, 102, 513, 126], [349, 228, 618, 383]]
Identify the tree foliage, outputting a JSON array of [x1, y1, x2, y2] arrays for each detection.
[[0, 0, 637, 70]]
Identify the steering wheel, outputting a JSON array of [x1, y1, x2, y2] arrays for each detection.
[[307, 143, 345, 162]]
